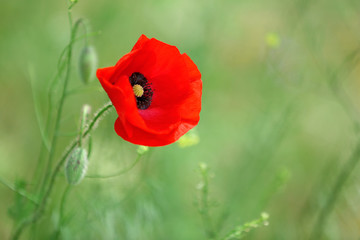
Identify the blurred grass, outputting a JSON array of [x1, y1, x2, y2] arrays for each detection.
[[1, 0, 360, 239]]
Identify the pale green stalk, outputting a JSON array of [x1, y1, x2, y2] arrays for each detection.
[[198, 163, 217, 239]]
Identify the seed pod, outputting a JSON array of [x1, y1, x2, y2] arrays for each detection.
[[79, 45, 98, 84], [65, 148, 88, 185]]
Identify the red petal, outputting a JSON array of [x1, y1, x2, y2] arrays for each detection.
[[180, 53, 202, 124], [182, 53, 201, 83], [132, 34, 150, 51], [114, 117, 196, 147]]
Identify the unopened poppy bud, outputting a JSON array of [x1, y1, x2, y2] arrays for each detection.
[[65, 148, 88, 185], [137, 145, 149, 155], [79, 45, 97, 84]]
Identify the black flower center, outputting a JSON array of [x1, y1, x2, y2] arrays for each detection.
[[129, 72, 153, 110]]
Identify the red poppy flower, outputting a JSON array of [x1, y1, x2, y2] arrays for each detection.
[[96, 35, 202, 146]]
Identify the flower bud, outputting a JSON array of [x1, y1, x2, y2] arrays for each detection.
[[137, 145, 149, 155], [79, 46, 98, 84], [65, 148, 88, 185]]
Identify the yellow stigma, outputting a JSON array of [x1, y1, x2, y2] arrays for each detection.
[[133, 84, 144, 97]]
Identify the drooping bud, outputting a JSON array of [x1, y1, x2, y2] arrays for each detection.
[[65, 148, 88, 185], [79, 46, 98, 84]]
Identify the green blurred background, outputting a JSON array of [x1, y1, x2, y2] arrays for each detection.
[[1, 0, 360, 239]]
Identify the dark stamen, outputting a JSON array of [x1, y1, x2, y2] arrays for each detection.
[[129, 72, 153, 110]]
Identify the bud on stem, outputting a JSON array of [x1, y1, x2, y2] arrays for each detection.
[[79, 46, 97, 84], [65, 148, 88, 185]]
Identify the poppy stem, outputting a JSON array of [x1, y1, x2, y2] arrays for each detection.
[[39, 14, 86, 197], [53, 184, 72, 239], [198, 163, 217, 239], [11, 102, 113, 240], [78, 105, 90, 148]]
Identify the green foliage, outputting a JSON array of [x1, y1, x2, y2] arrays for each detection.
[[2, 0, 360, 239], [196, 163, 269, 240], [6, 180, 36, 223]]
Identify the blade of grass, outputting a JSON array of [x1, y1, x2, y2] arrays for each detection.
[[0, 177, 39, 205], [28, 66, 50, 151]]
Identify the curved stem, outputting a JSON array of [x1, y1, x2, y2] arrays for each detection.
[[11, 103, 113, 240], [86, 154, 142, 179], [56, 31, 101, 71]]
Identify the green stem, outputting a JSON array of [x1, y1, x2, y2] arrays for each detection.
[[60, 185, 72, 224], [11, 103, 113, 240], [31, 57, 68, 192], [78, 105, 90, 148], [54, 185, 72, 240], [309, 140, 360, 239], [86, 153, 142, 179], [39, 14, 84, 196], [198, 164, 216, 239], [57, 31, 101, 71]]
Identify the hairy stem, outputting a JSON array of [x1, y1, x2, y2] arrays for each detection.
[[198, 163, 216, 239], [11, 103, 113, 240], [39, 11, 77, 195]]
